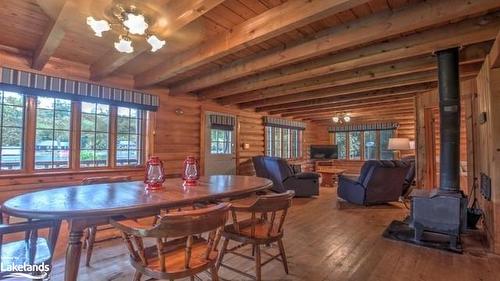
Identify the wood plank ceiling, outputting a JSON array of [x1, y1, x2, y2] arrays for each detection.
[[1, 0, 499, 123]]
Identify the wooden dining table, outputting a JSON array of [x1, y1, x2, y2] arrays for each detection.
[[2, 175, 272, 281]]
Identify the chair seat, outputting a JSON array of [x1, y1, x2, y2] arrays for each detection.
[[0, 238, 51, 274], [132, 236, 218, 279], [223, 218, 282, 241]]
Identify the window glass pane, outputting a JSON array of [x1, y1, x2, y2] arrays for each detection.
[[210, 128, 233, 155], [35, 97, 71, 169], [335, 132, 347, 159], [364, 131, 377, 160], [380, 130, 395, 160], [0, 91, 24, 170], [349, 132, 361, 160], [264, 127, 301, 159], [81, 102, 110, 167], [116, 107, 144, 166]]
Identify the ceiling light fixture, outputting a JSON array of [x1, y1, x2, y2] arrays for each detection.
[[86, 5, 165, 53], [332, 113, 351, 124], [114, 35, 134, 53]]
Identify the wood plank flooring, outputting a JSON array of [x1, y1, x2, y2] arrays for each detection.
[[47, 188, 500, 281]]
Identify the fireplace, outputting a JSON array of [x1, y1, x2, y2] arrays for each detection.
[[384, 47, 467, 252]]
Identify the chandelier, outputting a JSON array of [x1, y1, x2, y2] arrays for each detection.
[[332, 113, 351, 124], [86, 5, 165, 53]]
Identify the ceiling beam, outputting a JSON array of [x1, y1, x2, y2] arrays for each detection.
[[302, 108, 416, 121], [243, 63, 480, 109], [32, 0, 73, 70], [170, 0, 500, 95], [134, 0, 371, 88], [489, 29, 500, 68], [217, 44, 488, 105], [199, 17, 498, 100], [293, 103, 415, 118], [257, 83, 435, 112], [89, 0, 225, 81], [278, 95, 416, 117]]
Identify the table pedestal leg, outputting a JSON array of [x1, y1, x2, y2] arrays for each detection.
[[65, 225, 84, 281]]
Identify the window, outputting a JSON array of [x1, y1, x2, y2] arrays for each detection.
[[265, 127, 302, 159], [332, 129, 395, 161], [348, 131, 361, 160], [335, 132, 347, 159], [210, 129, 233, 154], [35, 97, 71, 169], [364, 131, 377, 160], [117, 107, 144, 166], [80, 102, 110, 168], [0, 91, 25, 170], [380, 130, 395, 160]]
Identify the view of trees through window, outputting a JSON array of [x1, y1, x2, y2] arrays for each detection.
[[117, 107, 143, 166], [333, 129, 394, 160], [210, 129, 233, 154], [265, 127, 302, 159], [349, 132, 361, 160], [0, 91, 24, 170], [80, 102, 110, 167], [35, 97, 71, 169], [335, 132, 347, 159]]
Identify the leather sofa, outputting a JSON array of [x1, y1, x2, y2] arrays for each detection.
[[337, 160, 410, 205], [252, 156, 320, 197]]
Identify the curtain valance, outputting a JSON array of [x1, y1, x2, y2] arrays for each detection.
[[328, 122, 399, 132], [209, 114, 235, 130], [263, 116, 306, 130], [0, 67, 159, 111]]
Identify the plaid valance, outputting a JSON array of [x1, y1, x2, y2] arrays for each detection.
[[209, 114, 235, 130], [329, 122, 399, 132], [263, 116, 306, 130], [0, 67, 159, 111]]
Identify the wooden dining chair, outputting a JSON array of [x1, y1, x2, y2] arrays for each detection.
[[81, 175, 133, 266], [216, 190, 294, 281], [0, 208, 61, 278], [110, 202, 230, 281]]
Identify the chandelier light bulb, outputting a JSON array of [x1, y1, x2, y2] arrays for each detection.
[[86, 16, 111, 37], [332, 116, 340, 123], [147, 35, 166, 52], [123, 13, 148, 35], [344, 116, 351, 122], [114, 36, 134, 53]]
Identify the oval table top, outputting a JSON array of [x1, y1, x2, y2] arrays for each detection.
[[3, 175, 272, 219]]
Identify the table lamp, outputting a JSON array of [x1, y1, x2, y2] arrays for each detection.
[[388, 138, 410, 159]]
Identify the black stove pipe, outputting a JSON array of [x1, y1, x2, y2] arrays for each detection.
[[436, 48, 461, 193]]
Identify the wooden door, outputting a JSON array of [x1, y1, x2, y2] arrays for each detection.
[[204, 112, 236, 175]]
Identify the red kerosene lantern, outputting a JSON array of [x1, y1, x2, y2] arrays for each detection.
[[144, 156, 166, 190], [183, 156, 200, 186]]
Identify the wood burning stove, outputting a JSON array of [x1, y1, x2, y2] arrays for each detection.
[[384, 47, 467, 252]]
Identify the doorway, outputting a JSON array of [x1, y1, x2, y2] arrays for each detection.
[[204, 112, 237, 175]]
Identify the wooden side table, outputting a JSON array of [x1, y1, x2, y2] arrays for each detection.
[[316, 167, 346, 187]]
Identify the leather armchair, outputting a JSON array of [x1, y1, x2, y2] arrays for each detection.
[[337, 160, 410, 205], [252, 156, 320, 196]]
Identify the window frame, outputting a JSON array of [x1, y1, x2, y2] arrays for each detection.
[[0, 89, 148, 176], [331, 129, 395, 161], [265, 126, 303, 159]]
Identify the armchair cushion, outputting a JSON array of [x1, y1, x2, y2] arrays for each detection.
[[294, 172, 320, 179]]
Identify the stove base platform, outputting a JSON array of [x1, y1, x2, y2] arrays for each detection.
[[383, 220, 463, 253]]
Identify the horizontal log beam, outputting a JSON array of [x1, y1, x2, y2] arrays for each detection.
[[303, 109, 416, 121], [172, 0, 500, 95], [198, 14, 499, 99], [218, 44, 488, 105], [258, 83, 435, 112], [294, 104, 416, 119], [135, 0, 371, 88], [279, 95, 416, 117], [244, 63, 480, 109]]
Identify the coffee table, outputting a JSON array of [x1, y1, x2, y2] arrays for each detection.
[[316, 167, 346, 187]]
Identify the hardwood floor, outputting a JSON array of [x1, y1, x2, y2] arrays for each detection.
[[48, 188, 500, 281]]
